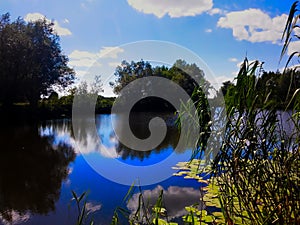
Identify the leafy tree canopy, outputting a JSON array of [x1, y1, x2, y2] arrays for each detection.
[[0, 13, 74, 107], [111, 59, 211, 97]]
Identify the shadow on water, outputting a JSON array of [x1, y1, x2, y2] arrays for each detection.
[[0, 120, 76, 224]]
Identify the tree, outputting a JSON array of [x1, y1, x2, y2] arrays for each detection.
[[111, 59, 210, 96], [170, 59, 210, 96], [219, 80, 234, 97], [0, 13, 74, 108], [111, 60, 153, 94], [110, 59, 211, 112]]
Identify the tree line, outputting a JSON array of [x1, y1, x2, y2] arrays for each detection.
[[1, 12, 299, 117], [110, 59, 211, 111], [220, 60, 300, 110]]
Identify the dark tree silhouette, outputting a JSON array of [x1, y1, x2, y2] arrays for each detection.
[[110, 59, 211, 112], [0, 121, 76, 223], [111, 59, 210, 96], [0, 13, 74, 108]]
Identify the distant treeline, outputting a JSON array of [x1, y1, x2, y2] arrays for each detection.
[[0, 94, 115, 120], [220, 63, 300, 110], [1, 12, 299, 119]]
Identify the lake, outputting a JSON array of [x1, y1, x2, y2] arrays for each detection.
[[0, 113, 204, 225]]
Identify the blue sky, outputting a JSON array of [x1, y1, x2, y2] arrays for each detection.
[[0, 0, 297, 96]]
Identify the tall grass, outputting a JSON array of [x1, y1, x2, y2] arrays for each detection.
[[181, 2, 300, 223], [102, 2, 300, 224], [210, 58, 300, 224]]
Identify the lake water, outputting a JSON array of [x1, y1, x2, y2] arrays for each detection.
[[0, 113, 204, 225]]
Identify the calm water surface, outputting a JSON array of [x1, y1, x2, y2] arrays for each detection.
[[0, 113, 203, 225]]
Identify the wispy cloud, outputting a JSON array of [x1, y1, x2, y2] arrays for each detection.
[[205, 28, 212, 33], [127, 0, 213, 18], [80, 0, 95, 10], [24, 13, 72, 36], [208, 8, 225, 15], [287, 40, 300, 56], [217, 9, 287, 44], [230, 59, 258, 76], [210, 75, 235, 90], [228, 57, 238, 62], [98, 47, 125, 59], [108, 62, 122, 68], [68, 47, 124, 69]]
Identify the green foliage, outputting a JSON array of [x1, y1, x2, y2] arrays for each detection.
[[172, 159, 210, 183], [211, 58, 300, 224], [223, 68, 300, 109], [176, 51, 300, 224], [176, 85, 212, 159], [0, 13, 74, 107], [111, 59, 210, 97], [224, 58, 261, 111], [71, 191, 94, 225], [111, 182, 216, 225], [281, 1, 299, 68], [39, 83, 115, 117], [173, 160, 226, 225]]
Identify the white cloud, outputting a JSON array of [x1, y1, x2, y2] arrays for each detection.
[[228, 57, 238, 62], [52, 21, 72, 36], [39, 123, 120, 158], [217, 9, 288, 43], [208, 8, 225, 15], [68, 47, 124, 97], [68, 47, 124, 69], [69, 50, 97, 60], [229, 59, 259, 77], [98, 47, 125, 58], [127, 0, 213, 18], [210, 75, 234, 90], [279, 64, 300, 73], [69, 58, 100, 68], [205, 28, 212, 33], [80, 0, 95, 10], [24, 12, 44, 22], [236, 59, 258, 68], [80, 2, 88, 9], [73, 70, 89, 79], [287, 40, 300, 56], [108, 62, 122, 68], [68, 50, 100, 68], [24, 13, 72, 36]]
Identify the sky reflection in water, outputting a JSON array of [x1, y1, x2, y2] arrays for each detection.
[[0, 114, 202, 225]]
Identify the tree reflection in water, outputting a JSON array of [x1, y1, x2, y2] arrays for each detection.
[[41, 114, 183, 162], [114, 112, 182, 161], [0, 114, 196, 224], [0, 121, 76, 224]]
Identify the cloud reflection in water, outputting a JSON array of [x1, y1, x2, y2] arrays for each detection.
[[127, 185, 202, 220]]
